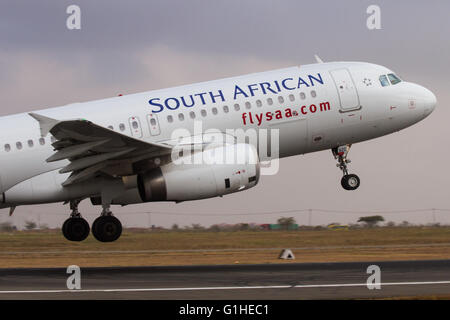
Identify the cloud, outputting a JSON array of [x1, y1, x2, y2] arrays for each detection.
[[136, 44, 291, 89], [0, 45, 292, 115]]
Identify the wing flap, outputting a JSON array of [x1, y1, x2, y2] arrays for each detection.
[[61, 163, 108, 187], [29, 113, 173, 186], [59, 148, 136, 173], [46, 139, 110, 162]]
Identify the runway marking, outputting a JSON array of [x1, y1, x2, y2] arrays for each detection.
[[1, 281, 450, 294], [2, 243, 450, 255]]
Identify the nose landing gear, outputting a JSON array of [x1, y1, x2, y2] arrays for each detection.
[[332, 144, 360, 191], [341, 174, 360, 191]]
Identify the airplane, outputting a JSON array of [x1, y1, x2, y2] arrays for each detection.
[[0, 59, 436, 242]]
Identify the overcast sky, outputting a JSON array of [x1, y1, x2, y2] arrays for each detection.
[[1, 0, 449, 229]]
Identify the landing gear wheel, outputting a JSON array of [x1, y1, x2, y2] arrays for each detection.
[[92, 218, 100, 238], [92, 216, 122, 242], [62, 217, 90, 241], [341, 174, 360, 191], [332, 145, 361, 191], [62, 218, 70, 240]]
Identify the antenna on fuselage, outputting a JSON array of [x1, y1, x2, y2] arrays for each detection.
[[314, 54, 324, 64]]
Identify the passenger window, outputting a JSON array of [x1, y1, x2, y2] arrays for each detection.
[[223, 105, 229, 113], [289, 94, 295, 102], [278, 96, 284, 103], [300, 92, 306, 100], [234, 104, 240, 111], [201, 109, 207, 117], [388, 73, 402, 85], [39, 138, 45, 145], [256, 100, 262, 107], [311, 90, 316, 98], [190, 111, 196, 119], [167, 115, 173, 123], [107, 125, 113, 130], [16, 142, 22, 150], [379, 75, 390, 87], [212, 107, 218, 115], [119, 123, 126, 131], [267, 98, 273, 106], [28, 140, 34, 147], [150, 118, 157, 126], [132, 121, 139, 129], [245, 102, 251, 109], [178, 113, 185, 121], [4, 144, 10, 152]]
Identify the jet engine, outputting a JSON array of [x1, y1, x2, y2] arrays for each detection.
[[101, 143, 260, 205]]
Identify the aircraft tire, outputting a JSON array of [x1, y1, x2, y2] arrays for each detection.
[[92, 216, 122, 242], [341, 174, 360, 191], [62, 217, 90, 241], [62, 218, 70, 240]]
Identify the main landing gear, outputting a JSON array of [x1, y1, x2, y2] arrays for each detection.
[[332, 144, 360, 191], [92, 204, 122, 242], [62, 201, 122, 242], [62, 200, 90, 242]]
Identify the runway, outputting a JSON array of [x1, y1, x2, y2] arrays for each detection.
[[0, 259, 450, 299]]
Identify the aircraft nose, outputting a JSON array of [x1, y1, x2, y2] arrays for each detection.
[[421, 86, 437, 115]]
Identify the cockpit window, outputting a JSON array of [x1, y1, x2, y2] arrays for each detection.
[[379, 75, 390, 87], [387, 73, 401, 85]]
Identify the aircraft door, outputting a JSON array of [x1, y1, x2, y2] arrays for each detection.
[[330, 68, 360, 112], [129, 116, 143, 138], [147, 114, 161, 136]]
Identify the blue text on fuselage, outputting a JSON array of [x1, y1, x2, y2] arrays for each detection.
[[148, 73, 323, 113]]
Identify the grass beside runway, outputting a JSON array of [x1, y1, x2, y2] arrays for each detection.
[[1, 226, 450, 268]]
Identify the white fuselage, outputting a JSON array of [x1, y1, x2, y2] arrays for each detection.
[[0, 61, 436, 207]]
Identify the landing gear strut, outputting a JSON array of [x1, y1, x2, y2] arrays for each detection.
[[62, 200, 90, 241], [92, 204, 122, 242], [332, 144, 360, 191]]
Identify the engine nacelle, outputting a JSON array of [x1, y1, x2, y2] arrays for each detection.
[[110, 143, 260, 204]]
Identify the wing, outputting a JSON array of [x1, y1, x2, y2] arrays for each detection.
[[29, 113, 172, 186]]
